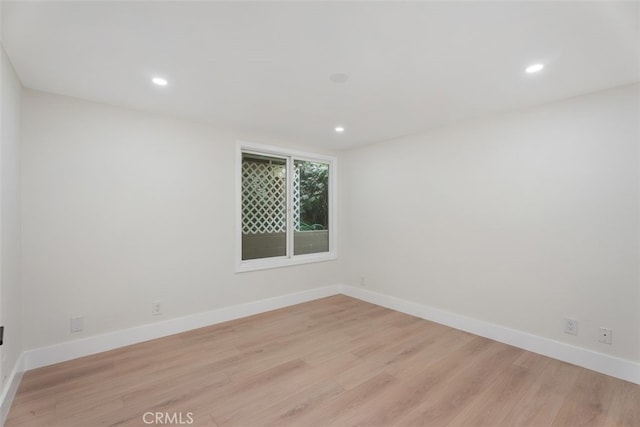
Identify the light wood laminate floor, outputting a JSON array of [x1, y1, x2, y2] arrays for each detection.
[[7, 295, 640, 426]]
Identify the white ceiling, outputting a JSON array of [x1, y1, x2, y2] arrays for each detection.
[[2, 1, 639, 150]]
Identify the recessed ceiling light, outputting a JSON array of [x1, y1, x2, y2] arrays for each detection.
[[152, 77, 168, 86], [330, 73, 349, 83], [335, 126, 345, 133], [525, 63, 544, 74]]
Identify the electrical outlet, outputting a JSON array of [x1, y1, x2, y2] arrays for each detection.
[[70, 316, 84, 333], [152, 301, 162, 316], [564, 317, 578, 335], [599, 327, 612, 345], [360, 276, 367, 287]]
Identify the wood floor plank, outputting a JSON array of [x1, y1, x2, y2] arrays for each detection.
[[6, 295, 639, 427], [221, 378, 345, 427], [500, 358, 581, 426], [205, 359, 314, 425], [341, 338, 503, 426], [279, 372, 398, 427], [389, 327, 476, 381], [446, 363, 537, 426], [393, 341, 522, 426], [602, 379, 640, 427], [552, 369, 619, 426]]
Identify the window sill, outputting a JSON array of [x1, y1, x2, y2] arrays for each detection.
[[235, 252, 338, 273]]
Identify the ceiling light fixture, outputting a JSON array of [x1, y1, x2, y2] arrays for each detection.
[[152, 77, 168, 86], [334, 126, 345, 133], [525, 63, 544, 74]]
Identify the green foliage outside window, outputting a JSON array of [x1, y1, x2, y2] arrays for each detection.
[[297, 161, 329, 231]]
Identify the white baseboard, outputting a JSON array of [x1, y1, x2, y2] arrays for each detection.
[[340, 285, 640, 385], [18, 283, 640, 388], [0, 353, 25, 426], [24, 285, 341, 371]]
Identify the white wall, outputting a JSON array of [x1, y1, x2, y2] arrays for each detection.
[[17, 80, 640, 370], [343, 84, 640, 363], [20, 90, 343, 351], [0, 43, 23, 385]]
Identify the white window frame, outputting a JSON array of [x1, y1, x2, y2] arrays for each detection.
[[235, 140, 338, 273]]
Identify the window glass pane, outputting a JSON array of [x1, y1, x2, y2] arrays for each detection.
[[241, 153, 287, 260], [294, 160, 330, 255]]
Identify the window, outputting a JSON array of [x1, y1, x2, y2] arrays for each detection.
[[236, 141, 337, 272]]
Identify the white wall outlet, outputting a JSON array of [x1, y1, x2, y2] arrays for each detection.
[[360, 276, 367, 287], [598, 327, 612, 344], [70, 316, 84, 333], [152, 301, 162, 316], [564, 317, 578, 335]]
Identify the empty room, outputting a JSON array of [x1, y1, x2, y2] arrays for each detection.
[[0, 1, 639, 426]]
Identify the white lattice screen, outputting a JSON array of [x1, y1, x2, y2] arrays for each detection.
[[242, 160, 302, 234], [293, 165, 301, 231]]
